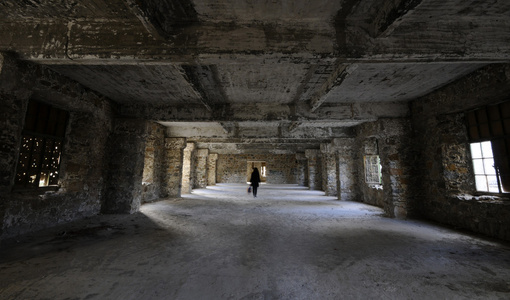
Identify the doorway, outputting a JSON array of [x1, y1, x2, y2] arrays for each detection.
[[247, 161, 267, 183]]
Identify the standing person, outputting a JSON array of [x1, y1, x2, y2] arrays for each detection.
[[250, 167, 261, 197]]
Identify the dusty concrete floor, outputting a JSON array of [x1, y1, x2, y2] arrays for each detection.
[[1, 184, 509, 300]]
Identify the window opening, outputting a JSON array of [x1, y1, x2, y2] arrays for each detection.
[[470, 141, 501, 193], [364, 155, 382, 184], [15, 100, 68, 188], [466, 102, 510, 193]]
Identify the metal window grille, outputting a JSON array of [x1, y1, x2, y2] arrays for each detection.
[[364, 155, 382, 184], [15, 101, 68, 188]]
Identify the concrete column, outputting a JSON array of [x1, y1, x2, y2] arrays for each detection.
[[207, 153, 218, 186], [295, 153, 307, 186], [332, 138, 358, 201], [305, 149, 322, 190], [194, 149, 209, 188], [102, 119, 148, 214], [181, 142, 195, 194], [321, 143, 338, 196], [163, 137, 187, 198]]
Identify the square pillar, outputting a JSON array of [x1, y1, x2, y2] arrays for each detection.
[[194, 149, 209, 188], [305, 149, 322, 190], [102, 119, 148, 214], [181, 142, 195, 194], [295, 153, 308, 186], [332, 138, 358, 201], [163, 137, 187, 198], [379, 119, 413, 219], [207, 153, 218, 186], [321, 143, 338, 196]]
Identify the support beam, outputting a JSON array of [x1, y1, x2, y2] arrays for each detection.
[[309, 62, 350, 112], [124, 0, 198, 40]]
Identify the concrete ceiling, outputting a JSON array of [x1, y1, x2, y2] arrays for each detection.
[[1, 0, 509, 154]]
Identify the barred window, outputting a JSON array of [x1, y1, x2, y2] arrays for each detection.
[[15, 100, 68, 188], [364, 155, 382, 184]]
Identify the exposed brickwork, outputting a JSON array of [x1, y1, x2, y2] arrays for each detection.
[[181, 142, 195, 194], [295, 153, 308, 186], [321, 144, 338, 196], [305, 149, 322, 190], [333, 138, 359, 202], [194, 149, 209, 188], [356, 118, 413, 218], [142, 122, 166, 203], [217, 154, 297, 184], [411, 64, 510, 240], [163, 138, 186, 198], [102, 119, 148, 214], [0, 54, 114, 239], [207, 153, 218, 186]]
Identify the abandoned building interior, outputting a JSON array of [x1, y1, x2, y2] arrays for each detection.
[[1, 0, 510, 298]]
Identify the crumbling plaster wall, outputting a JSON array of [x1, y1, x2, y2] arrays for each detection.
[[411, 63, 510, 241], [0, 53, 114, 239], [217, 154, 297, 184]]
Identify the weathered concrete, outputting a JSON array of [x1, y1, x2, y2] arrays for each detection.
[[1, 184, 509, 299]]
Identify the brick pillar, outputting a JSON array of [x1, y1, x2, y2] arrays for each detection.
[[295, 153, 307, 186], [194, 149, 209, 188], [305, 149, 322, 190], [333, 138, 358, 201], [321, 143, 338, 196], [379, 119, 413, 219], [207, 153, 218, 186], [181, 142, 195, 194], [102, 119, 148, 214], [163, 137, 186, 198]]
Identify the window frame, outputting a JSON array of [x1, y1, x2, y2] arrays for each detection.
[[364, 155, 382, 185], [14, 100, 68, 190], [466, 102, 510, 195]]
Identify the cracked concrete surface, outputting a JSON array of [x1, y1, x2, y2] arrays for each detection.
[[1, 184, 509, 299]]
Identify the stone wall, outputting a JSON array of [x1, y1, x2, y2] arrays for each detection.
[[163, 138, 186, 197], [0, 53, 114, 239], [321, 144, 338, 196], [181, 142, 195, 194], [207, 153, 218, 186], [194, 149, 209, 188], [355, 118, 414, 218], [217, 154, 297, 184], [142, 122, 166, 203], [305, 149, 322, 190], [102, 119, 148, 214], [333, 138, 359, 202], [411, 63, 510, 241]]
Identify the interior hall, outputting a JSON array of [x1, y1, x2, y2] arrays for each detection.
[[1, 1, 510, 299]]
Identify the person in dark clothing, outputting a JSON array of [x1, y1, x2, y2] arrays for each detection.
[[250, 167, 261, 197]]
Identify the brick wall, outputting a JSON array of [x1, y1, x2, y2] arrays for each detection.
[[217, 154, 297, 184]]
